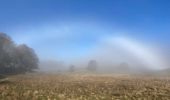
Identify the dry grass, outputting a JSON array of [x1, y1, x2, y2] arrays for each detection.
[[0, 73, 170, 100]]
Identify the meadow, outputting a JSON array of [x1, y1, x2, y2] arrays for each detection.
[[0, 73, 170, 100]]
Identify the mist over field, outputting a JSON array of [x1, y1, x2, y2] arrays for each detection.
[[6, 16, 169, 75], [1, 0, 170, 100], [0, 1, 169, 74], [17, 22, 168, 74]]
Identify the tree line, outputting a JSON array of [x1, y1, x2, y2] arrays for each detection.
[[68, 60, 130, 73], [0, 33, 39, 74], [68, 60, 98, 72]]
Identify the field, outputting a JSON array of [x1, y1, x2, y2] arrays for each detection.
[[0, 73, 170, 100]]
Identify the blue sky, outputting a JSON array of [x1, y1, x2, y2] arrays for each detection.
[[0, 0, 170, 64]]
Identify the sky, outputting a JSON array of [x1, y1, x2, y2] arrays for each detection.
[[0, 0, 170, 69]]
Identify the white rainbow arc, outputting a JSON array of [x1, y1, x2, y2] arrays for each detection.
[[108, 37, 166, 70], [11, 23, 167, 70]]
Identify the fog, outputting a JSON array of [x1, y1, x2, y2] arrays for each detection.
[[11, 22, 169, 74]]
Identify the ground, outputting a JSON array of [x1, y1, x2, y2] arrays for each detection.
[[0, 73, 170, 100]]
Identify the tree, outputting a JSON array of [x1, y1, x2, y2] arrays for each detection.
[[87, 60, 98, 72], [117, 62, 130, 73], [16, 44, 39, 73], [69, 65, 75, 72], [0, 32, 39, 74], [0, 33, 15, 74]]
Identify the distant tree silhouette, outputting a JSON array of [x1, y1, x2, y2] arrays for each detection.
[[69, 65, 75, 72], [0, 33, 39, 74], [117, 62, 130, 73], [87, 60, 98, 72]]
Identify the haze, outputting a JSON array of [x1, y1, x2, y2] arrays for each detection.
[[1, 0, 170, 73]]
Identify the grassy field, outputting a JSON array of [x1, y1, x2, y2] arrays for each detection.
[[0, 73, 170, 100]]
